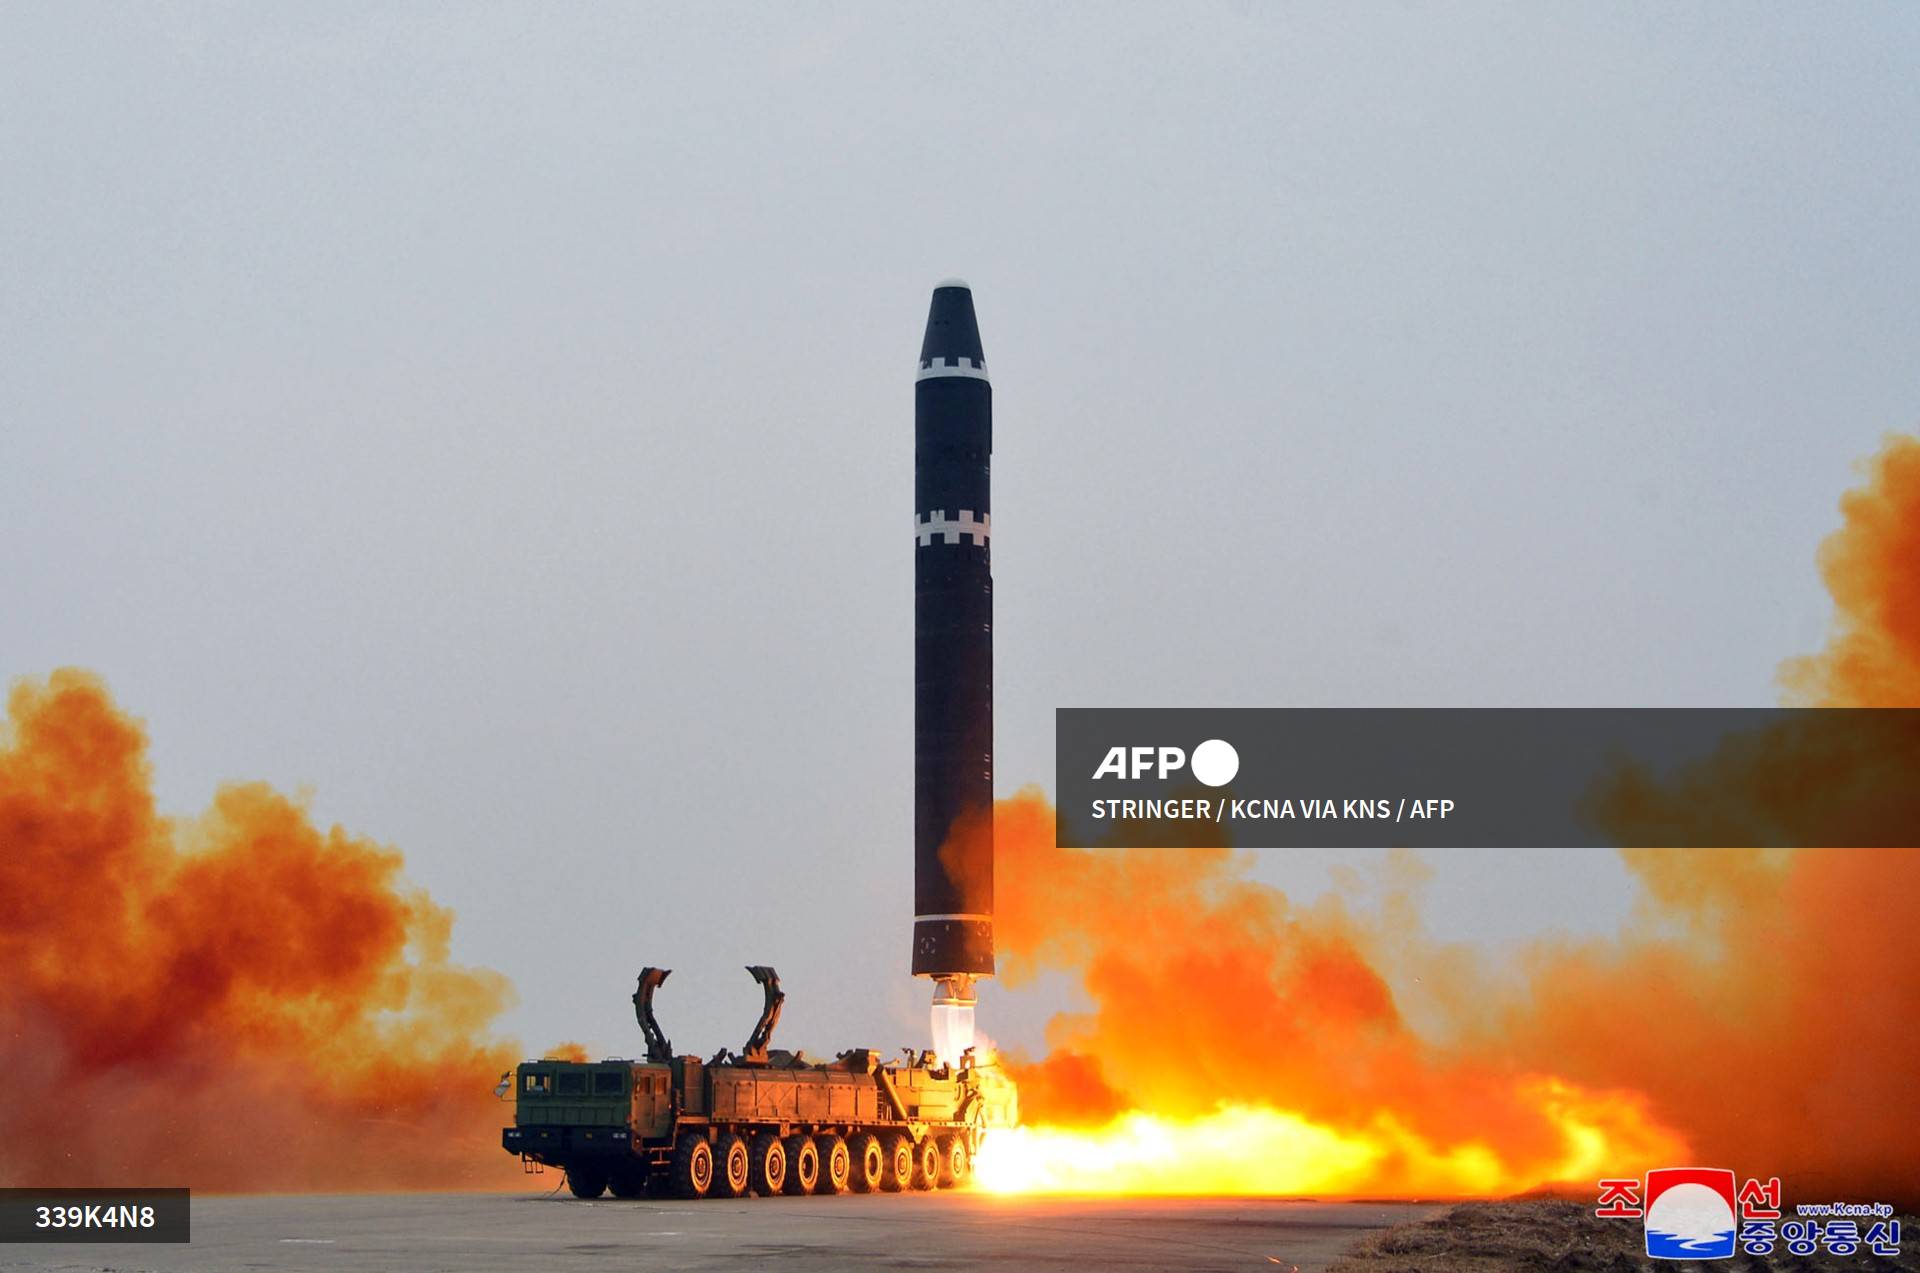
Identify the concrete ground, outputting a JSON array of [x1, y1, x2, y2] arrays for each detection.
[[0, 1191, 1441, 1273]]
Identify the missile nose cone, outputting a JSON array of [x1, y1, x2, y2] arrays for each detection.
[[920, 281, 985, 367]]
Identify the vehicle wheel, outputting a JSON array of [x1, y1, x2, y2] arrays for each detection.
[[567, 1164, 608, 1199], [670, 1133, 714, 1199], [848, 1133, 885, 1193], [938, 1135, 970, 1188], [880, 1134, 913, 1193], [714, 1133, 751, 1198], [608, 1167, 647, 1199], [782, 1134, 820, 1196], [749, 1132, 787, 1196], [815, 1134, 851, 1194], [912, 1137, 941, 1190]]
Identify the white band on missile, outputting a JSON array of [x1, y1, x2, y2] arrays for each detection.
[[915, 510, 990, 547], [915, 914, 993, 923], [917, 356, 990, 382]]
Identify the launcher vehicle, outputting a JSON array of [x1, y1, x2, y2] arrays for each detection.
[[501, 966, 1018, 1199]]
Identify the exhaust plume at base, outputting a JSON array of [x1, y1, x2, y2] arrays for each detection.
[[982, 434, 1920, 1202]]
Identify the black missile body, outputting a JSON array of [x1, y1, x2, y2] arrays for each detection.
[[913, 281, 994, 982]]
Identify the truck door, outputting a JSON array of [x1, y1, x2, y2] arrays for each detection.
[[631, 1065, 672, 1138]]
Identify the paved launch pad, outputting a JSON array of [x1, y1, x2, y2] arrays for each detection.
[[0, 1191, 1440, 1273]]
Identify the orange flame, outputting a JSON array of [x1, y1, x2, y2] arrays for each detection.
[[983, 434, 1920, 1202], [0, 671, 523, 1191], [975, 1079, 1681, 1198], [981, 792, 1687, 1196]]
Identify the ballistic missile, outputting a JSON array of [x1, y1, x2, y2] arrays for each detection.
[[913, 279, 994, 1064]]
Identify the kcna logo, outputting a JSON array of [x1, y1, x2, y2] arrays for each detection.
[[1599, 1169, 1900, 1261], [1641, 1169, 1739, 1260], [1091, 739, 1239, 787]]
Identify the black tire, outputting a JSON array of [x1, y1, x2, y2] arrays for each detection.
[[670, 1133, 715, 1199], [608, 1167, 647, 1199], [880, 1133, 913, 1193], [714, 1133, 750, 1198], [815, 1134, 851, 1195], [938, 1135, 970, 1188], [912, 1137, 941, 1191], [782, 1134, 820, 1196], [567, 1164, 608, 1199], [848, 1133, 884, 1193], [750, 1132, 787, 1196]]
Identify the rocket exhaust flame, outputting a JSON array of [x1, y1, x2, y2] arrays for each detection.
[[974, 1085, 1677, 1198], [930, 974, 978, 1068], [981, 434, 1920, 1203], [978, 791, 1691, 1197]]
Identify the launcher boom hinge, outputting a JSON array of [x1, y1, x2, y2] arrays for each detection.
[[632, 966, 673, 1063], [740, 965, 785, 1064]]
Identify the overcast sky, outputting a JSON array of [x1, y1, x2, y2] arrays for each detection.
[[4, 4, 1917, 1059]]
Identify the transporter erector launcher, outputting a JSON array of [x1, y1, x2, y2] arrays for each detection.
[[913, 280, 994, 1063]]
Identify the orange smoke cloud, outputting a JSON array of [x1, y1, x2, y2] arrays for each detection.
[[0, 670, 522, 1191], [989, 433, 1920, 1203], [1783, 434, 1920, 708], [990, 793, 1685, 1196], [1005, 1051, 1127, 1129], [1518, 433, 1920, 1201]]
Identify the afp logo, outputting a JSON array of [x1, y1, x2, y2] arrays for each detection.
[[1091, 739, 1239, 787]]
